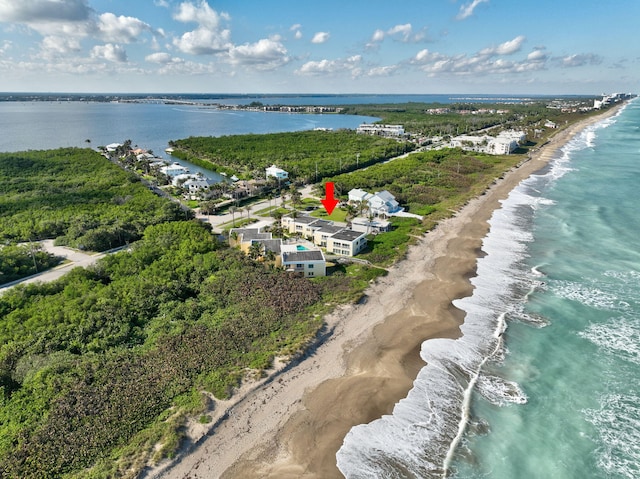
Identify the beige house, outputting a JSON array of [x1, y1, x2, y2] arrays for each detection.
[[280, 245, 326, 277]]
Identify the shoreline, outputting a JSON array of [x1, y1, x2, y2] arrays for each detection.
[[148, 105, 625, 479]]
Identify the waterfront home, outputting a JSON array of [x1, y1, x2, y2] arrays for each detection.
[[351, 217, 391, 234], [229, 227, 272, 251], [161, 162, 189, 176], [183, 177, 216, 194], [265, 164, 289, 180], [230, 227, 325, 275], [281, 214, 367, 257], [281, 246, 326, 277], [106, 142, 122, 153], [325, 229, 367, 256], [348, 188, 373, 204], [368, 190, 403, 216], [313, 224, 345, 248]]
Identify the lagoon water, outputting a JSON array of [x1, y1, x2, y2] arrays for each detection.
[[0, 99, 378, 156], [337, 100, 640, 478]]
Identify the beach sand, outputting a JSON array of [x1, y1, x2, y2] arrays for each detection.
[[148, 105, 624, 479]]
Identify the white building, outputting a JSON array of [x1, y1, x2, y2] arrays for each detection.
[[356, 124, 405, 137], [161, 162, 189, 177], [265, 164, 289, 180], [348, 188, 373, 203], [347, 188, 404, 217], [368, 190, 403, 216]]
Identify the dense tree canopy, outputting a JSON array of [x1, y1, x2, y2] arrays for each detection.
[[0, 148, 188, 252], [0, 220, 379, 478], [170, 130, 414, 182]]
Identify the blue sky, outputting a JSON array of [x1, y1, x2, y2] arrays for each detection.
[[0, 0, 638, 94]]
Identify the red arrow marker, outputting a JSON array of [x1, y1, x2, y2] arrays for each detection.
[[321, 182, 339, 215]]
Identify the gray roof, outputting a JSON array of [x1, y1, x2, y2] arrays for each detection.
[[288, 215, 321, 225], [317, 225, 344, 235], [231, 228, 271, 241], [331, 229, 365, 242], [255, 239, 282, 254], [282, 250, 325, 262]]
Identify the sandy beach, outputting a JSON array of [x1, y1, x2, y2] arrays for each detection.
[[148, 105, 624, 479]]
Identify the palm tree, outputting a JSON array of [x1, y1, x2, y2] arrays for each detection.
[[289, 185, 302, 212], [244, 205, 252, 222], [248, 242, 263, 260], [229, 206, 237, 227]]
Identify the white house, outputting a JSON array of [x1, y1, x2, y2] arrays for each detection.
[[326, 229, 367, 256], [368, 190, 403, 216], [161, 162, 189, 177], [183, 177, 216, 193], [265, 164, 289, 180], [348, 188, 373, 204], [106, 143, 122, 153], [351, 217, 391, 234]]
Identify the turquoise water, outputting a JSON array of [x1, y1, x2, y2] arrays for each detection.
[[450, 100, 640, 478], [337, 101, 640, 478], [296, 245, 309, 251]]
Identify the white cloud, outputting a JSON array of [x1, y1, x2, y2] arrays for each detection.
[[0, 0, 91, 23], [174, 27, 231, 55], [0, 40, 12, 56], [367, 65, 398, 77], [368, 23, 427, 47], [296, 55, 361, 76], [40, 35, 81, 57], [456, 0, 489, 21], [91, 43, 127, 62], [527, 48, 548, 63], [173, 1, 232, 55], [145, 52, 175, 64], [154, 0, 170, 7], [411, 38, 549, 77], [371, 29, 385, 42], [291, 24, 303, 40], [311, 31, 330, 44], [388, 24, 412, 41], [560, 53, 602, 67], [228, 37, 290, 70], [97, 13, 153, 43], [480, 35, 525, 56], [174, 1, 229, 29]]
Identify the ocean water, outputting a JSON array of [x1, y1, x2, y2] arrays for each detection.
[[337, 100, 640, 478]]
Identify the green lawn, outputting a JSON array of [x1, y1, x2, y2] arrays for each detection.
[[310, 206, 348, 223]]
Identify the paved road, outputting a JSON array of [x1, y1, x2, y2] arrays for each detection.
[[0, 240, 118, 293]]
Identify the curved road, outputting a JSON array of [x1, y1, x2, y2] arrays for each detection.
[[0, 240, 119, 293]]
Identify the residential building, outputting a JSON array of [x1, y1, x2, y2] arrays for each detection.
[[183, 177, 216, 194], [348, 188, 373, 204], [348, 188, 404, 217], [326, 229, 367, 256], [161, 162, 189, 176], [356, 124, 405, 137], [281, 214, 368, 257], [351, 217, 391, 234], [281, 249, 326, 277], [368, 190, 403, 216], [265, 164, 289, 180], [313, 224, 345, 248]]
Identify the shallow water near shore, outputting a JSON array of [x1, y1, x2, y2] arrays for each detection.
[[337, 100, 640, 478]]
